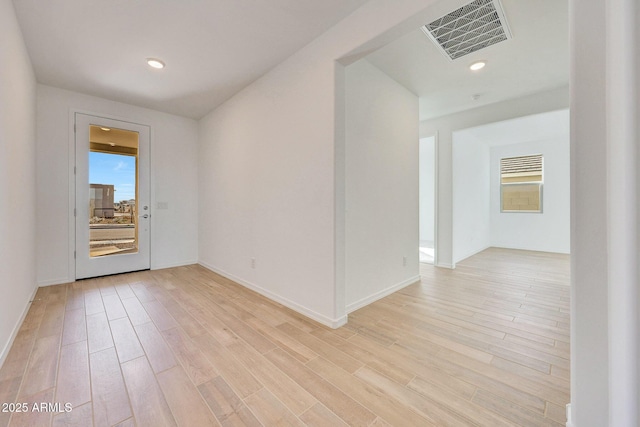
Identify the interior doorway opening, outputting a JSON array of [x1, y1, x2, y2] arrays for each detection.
[[419, 135, 436, 264]]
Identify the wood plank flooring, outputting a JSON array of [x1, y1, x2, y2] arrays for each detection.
[[0, 248, 570, 426]]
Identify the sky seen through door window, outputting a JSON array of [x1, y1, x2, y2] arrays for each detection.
[[89, 152, 136, 202]]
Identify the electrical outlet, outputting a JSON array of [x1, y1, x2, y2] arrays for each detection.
[[251, 258, 256, 269]]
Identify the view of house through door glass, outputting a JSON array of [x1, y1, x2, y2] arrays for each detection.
[[75, 114, 150, 279]]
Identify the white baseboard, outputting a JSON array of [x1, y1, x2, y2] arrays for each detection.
[[0, 285, 38, 369], [346, 275, 420, 314], [198, 261, 347, 329], [151, 259, 198, 270], [37, 260, 198, 287], [454, 245, 491, 266], [492, 244, 570, 255], [436, 262, 455, 269], [565, 403, 574, 427], [37, 277, 71, 287]]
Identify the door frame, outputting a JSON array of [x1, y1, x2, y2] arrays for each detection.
[[68, 109, 152, 280]]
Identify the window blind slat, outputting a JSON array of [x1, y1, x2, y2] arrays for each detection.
[[500, 154, 542, 176]]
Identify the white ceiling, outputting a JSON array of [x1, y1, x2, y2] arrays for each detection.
[[13, 0, 569, 122], [365, 0, 569, 121], [12, 0, 369, 119]]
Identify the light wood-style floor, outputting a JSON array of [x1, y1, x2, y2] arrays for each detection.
[[0, 248, 570, 426]]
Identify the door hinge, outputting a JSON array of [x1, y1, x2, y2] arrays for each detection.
[[74, 166, 76, 175], [74, 208, 77, 217], [74, 251, 76, 259], [74, 123, 76, 133]]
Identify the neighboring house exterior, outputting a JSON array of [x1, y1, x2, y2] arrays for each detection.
[[89, 184, 114, 218]]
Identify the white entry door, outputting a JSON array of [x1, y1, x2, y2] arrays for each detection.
[[75, 113, 150, 279]]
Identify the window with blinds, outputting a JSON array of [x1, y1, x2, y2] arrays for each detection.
[[500, 154, 543, 212]]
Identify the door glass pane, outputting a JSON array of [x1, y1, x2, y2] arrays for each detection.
[[88, 125, 139, 257]]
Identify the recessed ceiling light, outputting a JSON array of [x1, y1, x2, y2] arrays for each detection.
[[147, 58, 165, 69], [109, 143, 116, 147], [100, 127, 111, 131], [469, 60, 486, 71]]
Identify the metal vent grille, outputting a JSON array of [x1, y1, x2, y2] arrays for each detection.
[[422, 0, 511, 61]]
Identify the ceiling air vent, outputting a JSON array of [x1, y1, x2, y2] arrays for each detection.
[[422, 0, 512, 61]]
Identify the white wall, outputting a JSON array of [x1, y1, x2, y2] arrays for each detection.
[[452, 132, 491, 264], [197, 57, 341, 325], [448, 109, 570, 263], [36, 85, 199, 286], [490, 136, 570, 253], [0, 0, 38, 364], [197, 0, 460, 327], [444, 109, 570, 263], [570, 0, 640, 425], [604, 1, 640, 425], [197, 55, 341, 324], [570, 0, 609, 424], [421, 86, 570, 268], [419, 137, 435, 244], [344, 59, 419, 312]]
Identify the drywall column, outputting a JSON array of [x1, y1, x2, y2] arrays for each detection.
[[452, 132, 491, 264], [606, 0, 638, 425], [569, 0, 608, 423], [571, 0, 640, 423], [568, 0, 640, 425], [334, 61, 347, 321], [637, 2, 640, 419]]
